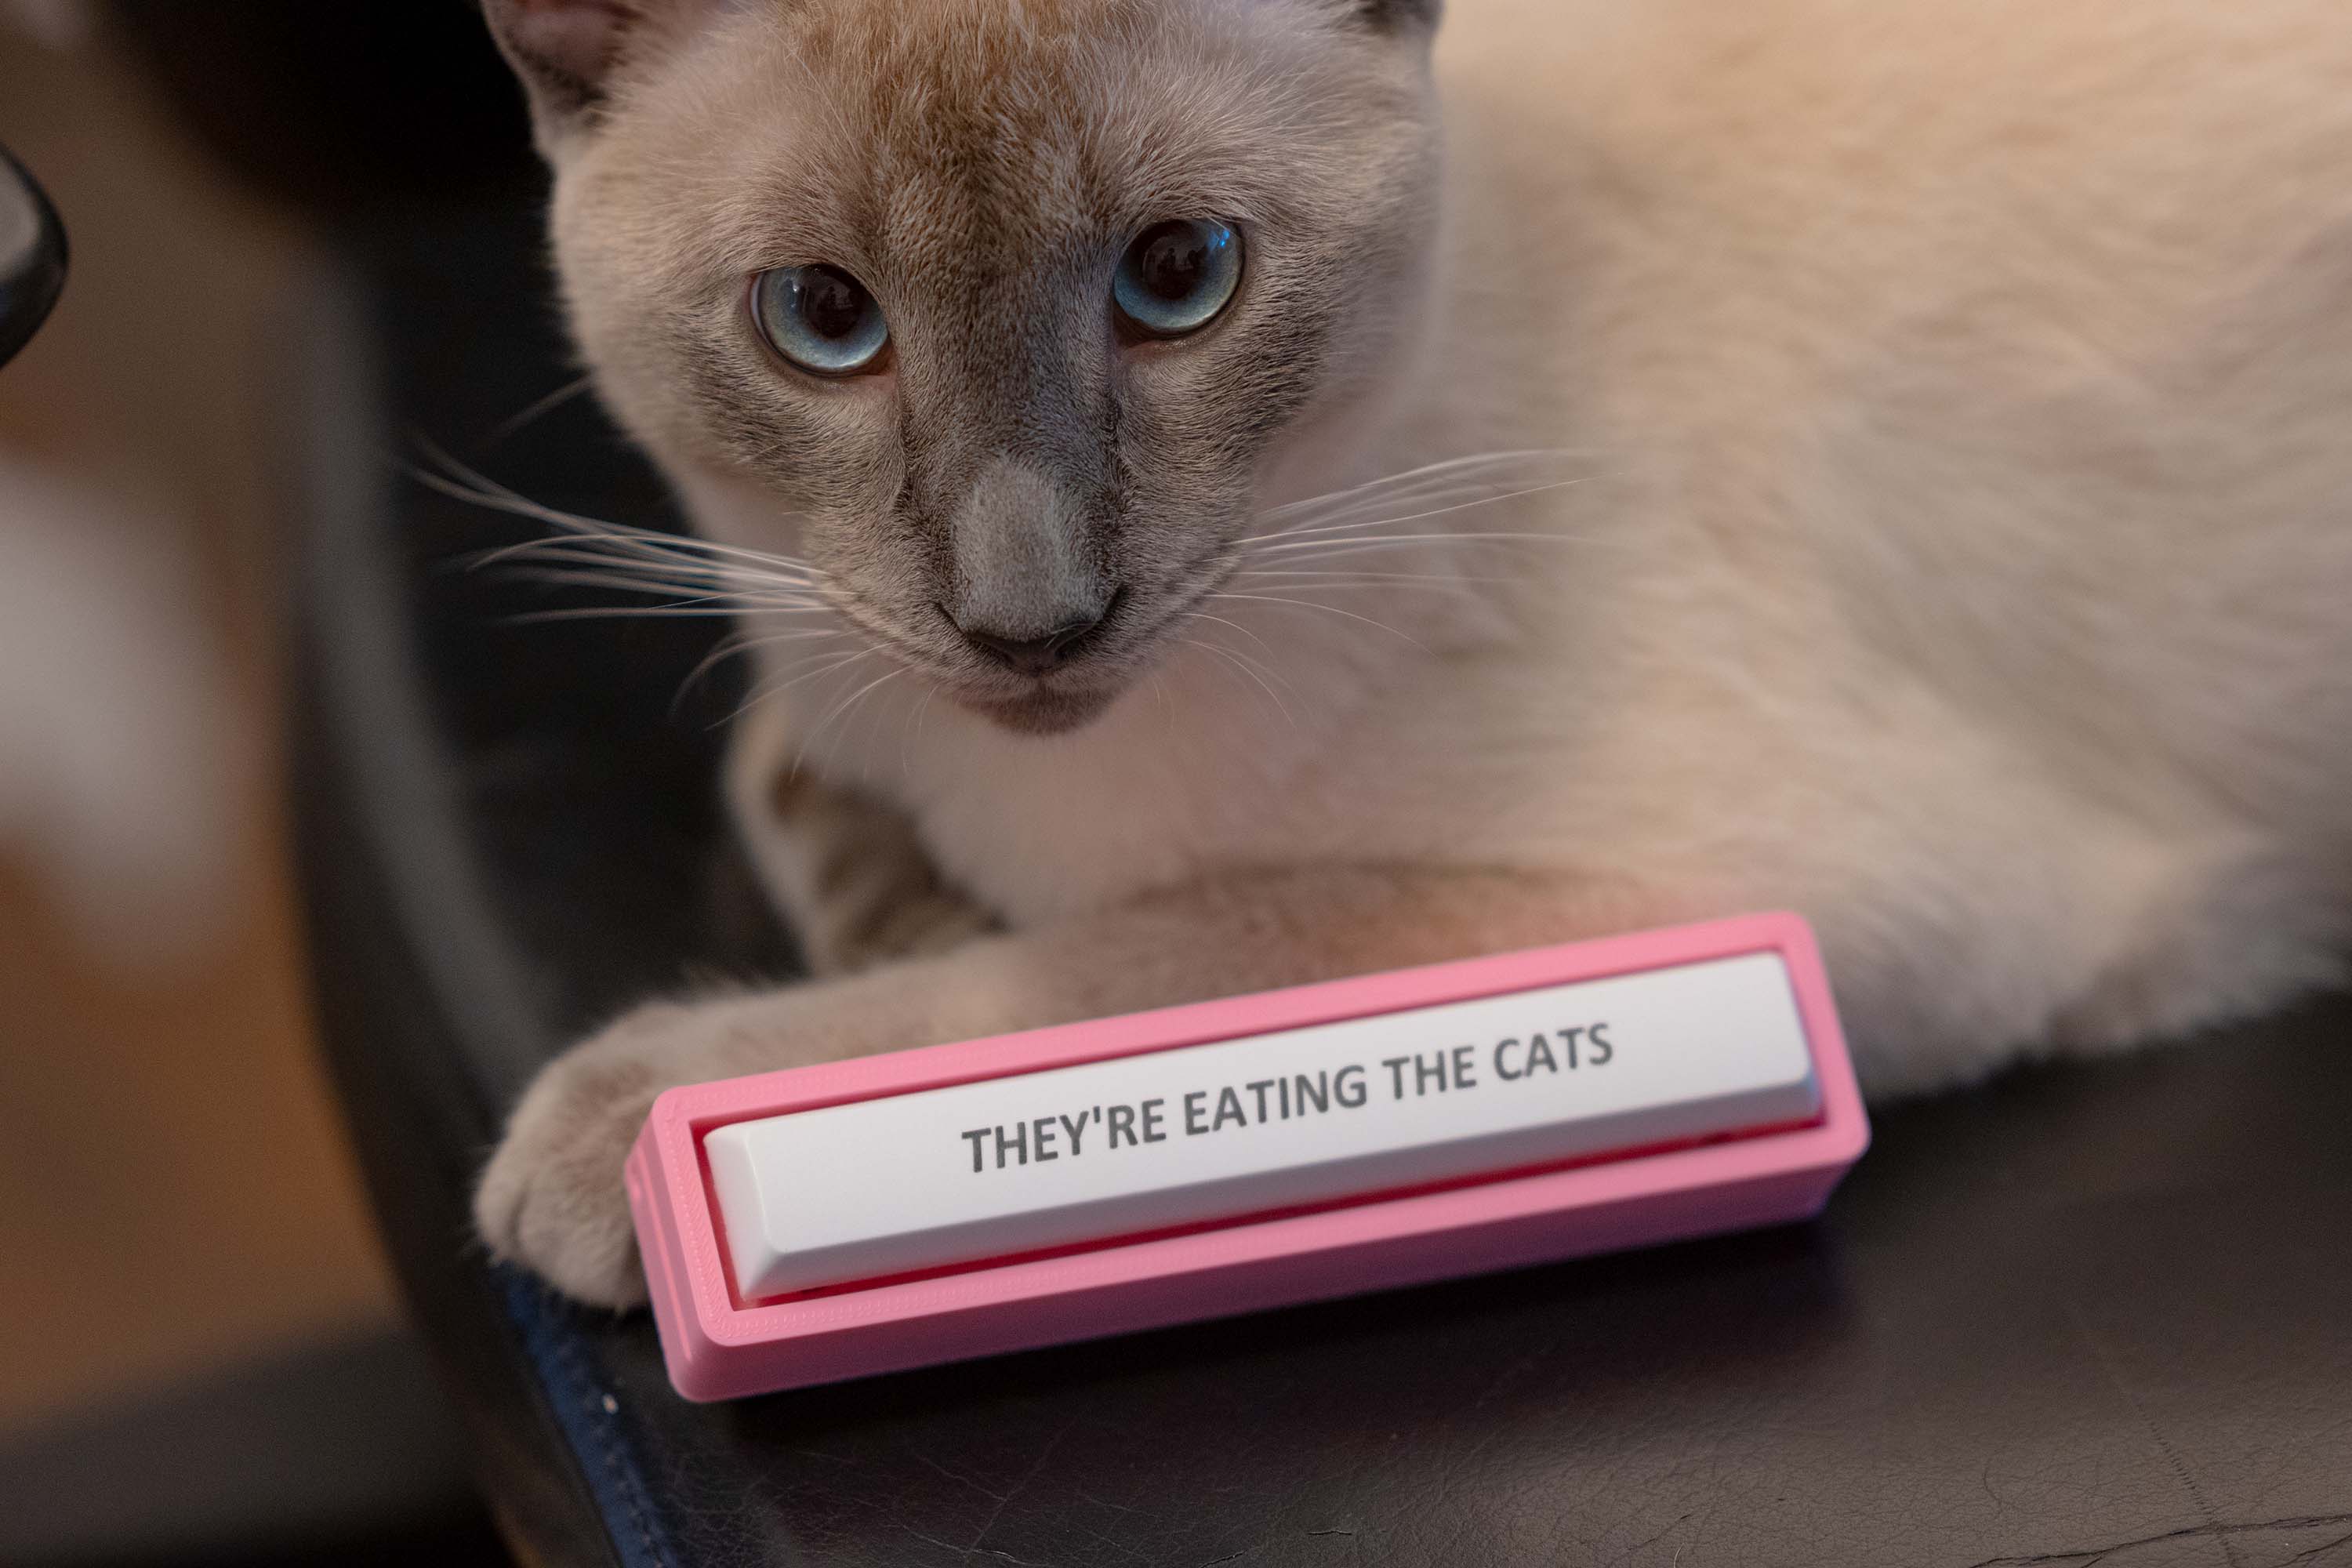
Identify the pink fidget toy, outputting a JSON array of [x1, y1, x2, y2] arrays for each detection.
[[626, 911, 1869, 1400]]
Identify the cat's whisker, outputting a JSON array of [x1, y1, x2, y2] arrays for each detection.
[[1202, 633, 1306, 712], [672, 627, 760, 715], [1246, 477, 1578, 543], [1261, 458, 1588, 516], [510, 586, 829, 619], [730, 648, 873, 728], [1258, 448, 1595, 522], [484, 537, 827, 584], [478, 539, 828, 601], [412, 454, 641, 539], [485, 375, 597, 443], [1247, 466, 1611, 551], [674, 626, 859, 711], [507, 604, 746, 623], [1243, 489, 1555, 548], [1226, 579, 1493, 602], [1236, 518, 1519, 562], [498, 564, 830, 608], [459, 540, 832, 616], [496, 571, 734, 603], [505, 606, 832, 624], [1231, 583, 1489, 601], [497, 524, 823, 569], [416, 446, 827, 593], [761, 648, 873, 695], [726, 626, 861, 647], [1256, 532, 1619, 565], [502, 590, 840, 621], [1185, 609, 1278, 660], [900, 681, 942, 786], [1176, 637, 1294, 729], [500, 564, 830, 607], [799, 665, 906, 778], [485, 531, 828, 583], [1236, 568, 1517, 583], [1243, 477, 1599, 551], [1204, 591, 1429, 650], [837, 667, 902, 786], [1214, 652, 1296, 729]]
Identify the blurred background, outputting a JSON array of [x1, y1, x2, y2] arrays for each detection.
[[10, 7, 2349, 1568], [0, 4, 526, 1562]]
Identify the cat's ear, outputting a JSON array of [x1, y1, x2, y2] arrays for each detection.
[[481, 0, 725, 151]]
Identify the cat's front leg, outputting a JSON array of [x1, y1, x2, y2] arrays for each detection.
[[475, 865, 1667, 1307], [724, 698, 999, 976]]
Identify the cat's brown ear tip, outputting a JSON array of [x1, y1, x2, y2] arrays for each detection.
[[481, 0, 664, 147]]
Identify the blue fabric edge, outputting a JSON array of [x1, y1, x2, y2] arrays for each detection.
[[497, 1265, 681, 1568]]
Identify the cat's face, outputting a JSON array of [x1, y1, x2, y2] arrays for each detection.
[[498, 0, 1443, 733]]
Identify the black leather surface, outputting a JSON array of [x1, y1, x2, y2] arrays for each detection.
[[293, 191, 2352, 1568]]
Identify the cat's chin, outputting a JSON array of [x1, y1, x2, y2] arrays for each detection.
[[956, 682, 1121, 737]]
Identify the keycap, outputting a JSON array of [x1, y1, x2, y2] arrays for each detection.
[[705, 948, 1820, 1300]]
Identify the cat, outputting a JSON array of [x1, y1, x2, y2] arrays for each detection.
[[471, 0, 2352, 1307]]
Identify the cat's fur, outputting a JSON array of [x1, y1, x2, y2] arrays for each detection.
[[474, 0, 2352, 1306]]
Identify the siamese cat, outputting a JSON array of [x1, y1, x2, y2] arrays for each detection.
[[472, 0, 2352, 1306]]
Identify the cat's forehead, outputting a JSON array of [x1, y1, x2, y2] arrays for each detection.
[[781, 0, 1188, 104], [648, 0, 1366, 274]]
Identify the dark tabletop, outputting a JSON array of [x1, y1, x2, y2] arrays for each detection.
[[291, 188, 2352, 1568]]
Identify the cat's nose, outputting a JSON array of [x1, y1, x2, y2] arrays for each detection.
[[949, 598, 1114, 677]]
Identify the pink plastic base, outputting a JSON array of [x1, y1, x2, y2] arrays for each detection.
[[626, 912, 1868, 1400]]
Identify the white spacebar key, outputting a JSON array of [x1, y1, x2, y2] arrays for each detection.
[[702, 950, 1820, 1299]]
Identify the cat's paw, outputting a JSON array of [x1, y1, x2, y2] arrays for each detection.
[[474, 1002, 706, 1309], [757, 772, 1000, 976]]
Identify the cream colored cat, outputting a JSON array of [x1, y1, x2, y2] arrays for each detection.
[[472, 0, 2352, 1306]]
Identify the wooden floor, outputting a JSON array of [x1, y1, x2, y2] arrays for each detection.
[[0, 31, 396, 1435]]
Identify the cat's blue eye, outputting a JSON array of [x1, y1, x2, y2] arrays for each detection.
[[1113, 219, 1243, 338], [750, 263, 889, 376]]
